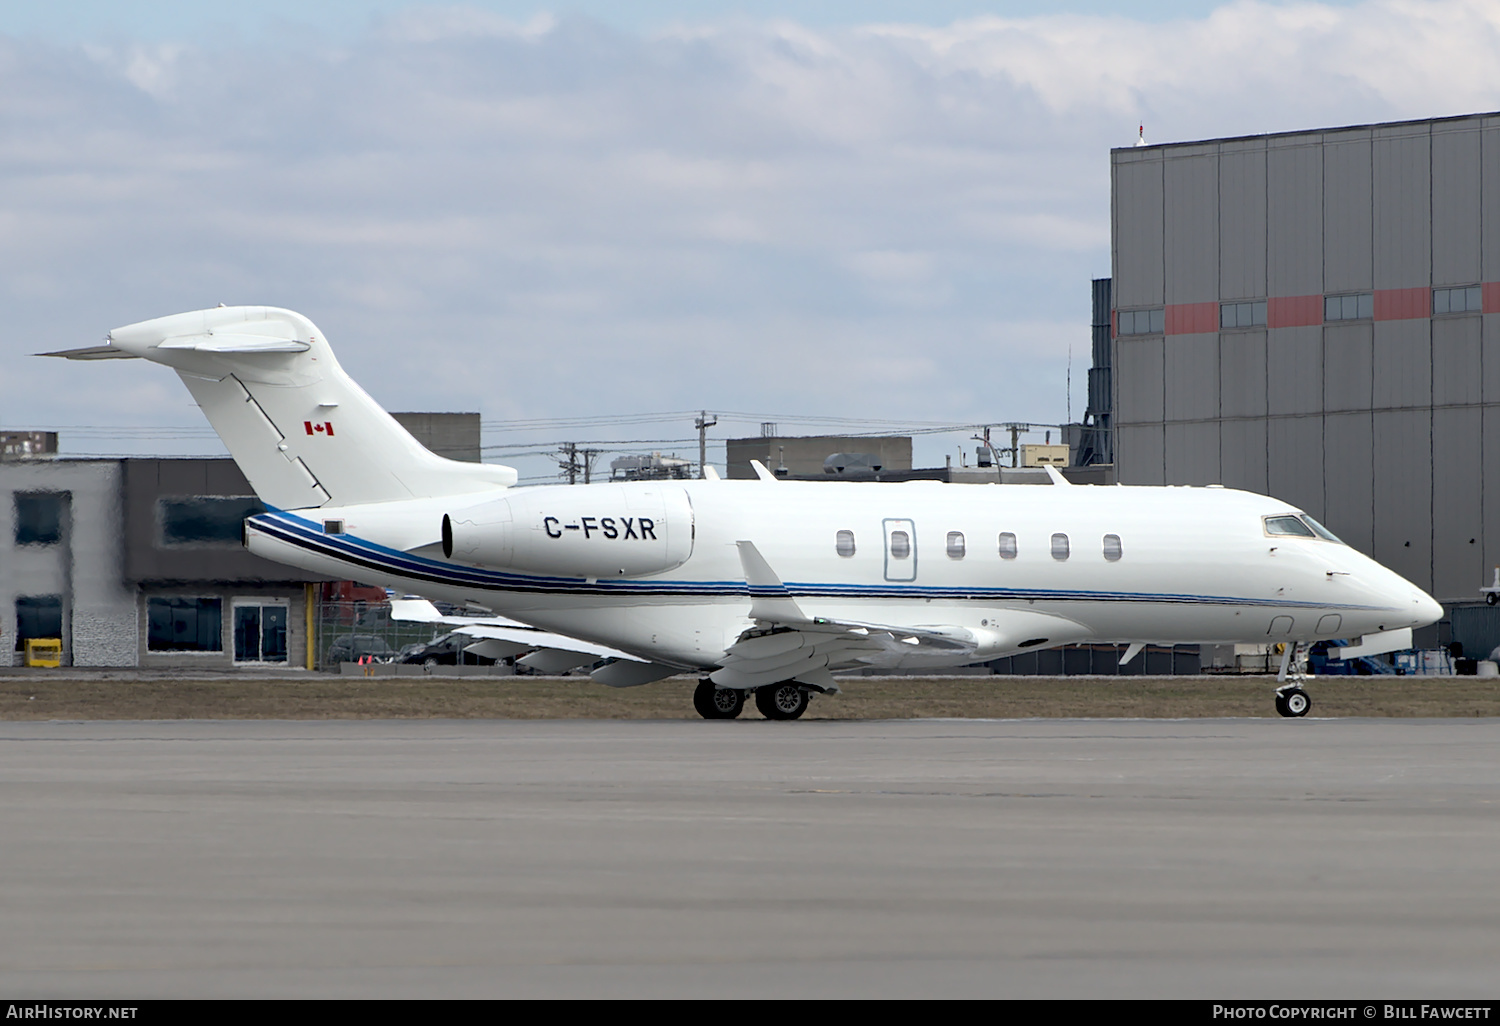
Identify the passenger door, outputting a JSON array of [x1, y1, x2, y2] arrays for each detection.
[[883, 518, 917, 582]]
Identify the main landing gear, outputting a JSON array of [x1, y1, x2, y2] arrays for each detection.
[[692, 680, 811, 720], [1273, 641, 1312, 718]]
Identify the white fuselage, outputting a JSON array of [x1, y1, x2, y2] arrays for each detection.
[[245, 477, 1442, 672]]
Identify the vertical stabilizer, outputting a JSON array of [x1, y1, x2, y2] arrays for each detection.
[[96, 306, 515, 508]]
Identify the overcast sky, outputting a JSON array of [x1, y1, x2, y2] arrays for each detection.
[[2, 1, 1495, 480]]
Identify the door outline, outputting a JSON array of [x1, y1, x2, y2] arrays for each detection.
[[883, 518, 917, 582]]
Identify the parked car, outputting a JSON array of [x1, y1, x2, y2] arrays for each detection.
[[325, 634, 397, 664], [398, 632, 497, 667]]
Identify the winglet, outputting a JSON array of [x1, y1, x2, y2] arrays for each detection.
[[1120, 642, 1145, 665], [750, 460, 778, 482], [736, 540, 808, 623], [1043, 465, 1071, 486], [703, 465, 721, 481]]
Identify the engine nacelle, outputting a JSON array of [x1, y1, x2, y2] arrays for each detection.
[[443, 485, 694, 579]]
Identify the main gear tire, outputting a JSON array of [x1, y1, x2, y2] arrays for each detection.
[[693, 680, 744, 719], [754, 682, 810, 720]]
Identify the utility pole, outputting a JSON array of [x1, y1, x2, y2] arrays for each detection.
[[559, 442, 579, 485], [581, 448, 601, 484], [694, 411, 718, 479]]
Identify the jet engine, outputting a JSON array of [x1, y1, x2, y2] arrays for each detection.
[[443, 485, 694, 579]]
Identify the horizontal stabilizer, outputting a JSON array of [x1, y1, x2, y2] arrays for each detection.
[[156, 333, 311, 354], [37, 345, 139, 360]]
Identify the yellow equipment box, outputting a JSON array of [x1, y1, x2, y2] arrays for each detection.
[[24, 638, 62, 668]]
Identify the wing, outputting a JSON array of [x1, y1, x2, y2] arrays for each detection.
[[711, 541, 1092, 690], [389, 597, 677, 687]]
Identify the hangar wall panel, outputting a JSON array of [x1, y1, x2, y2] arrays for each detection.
[[1219, 418, 1267, 495], [1266, 326, 1323, 416], [1113, 156, 1164, 308], [1372, 320, 1431, 410], [1219, 332, 1267, 420], [1320, 413, 1372, 552], [1432, 316, 1482, 407], [1323, 133, 1374, 295], [1432, 407, 1483, 600], [1372, 126, 1431, 290], [1116, 425, 1165, 485], [1116, 336, 1164, 423], [1482, 118, 1500, 281], [1219, 145, 1267, 300], [1432, 121, 1482, 286], [1483, 314, 1500, 403], [1372, 410, 1433, 587], [1323, 323, 1373, 413], [1164, 334, 1219, 422], [1164, 422, 1220, 485], [1267, 416, 1327, 524], [1164, 154, 1220, 304], [1268, 139, 1323, 297], [1486, 405, 1500, 588]]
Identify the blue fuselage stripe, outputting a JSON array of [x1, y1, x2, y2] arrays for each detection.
[[247, 512, 1387, 610]]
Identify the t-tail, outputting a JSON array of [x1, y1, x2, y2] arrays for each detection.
[[43, 306, 516, 508]]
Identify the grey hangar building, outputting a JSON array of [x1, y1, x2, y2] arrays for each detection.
[[1107, 110, 1500, 652]]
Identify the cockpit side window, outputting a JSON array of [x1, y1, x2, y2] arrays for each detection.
[[1264, 515, 1316, 538]]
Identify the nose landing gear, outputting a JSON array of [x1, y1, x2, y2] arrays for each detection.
[[1273, 642, 1312, 717]]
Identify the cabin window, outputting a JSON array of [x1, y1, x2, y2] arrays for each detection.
[[998, 532, 1018, 559], [1103, 534, 1123, 561], [1264, 515, 1315, 538], [946, 531, 965, 559], [889, 530, 911, 559], [835, 530, 856, 557], [1050, 533, 1070, 560]]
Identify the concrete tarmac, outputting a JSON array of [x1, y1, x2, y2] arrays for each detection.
[[1, 718, 1497, 999]]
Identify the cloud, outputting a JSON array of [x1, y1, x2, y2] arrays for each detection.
[[2, 2, 1498, 478]]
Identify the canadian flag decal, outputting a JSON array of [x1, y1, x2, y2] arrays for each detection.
[[304, 420, 335, 436]]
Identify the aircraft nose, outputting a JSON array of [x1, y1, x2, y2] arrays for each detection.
[[1412, 588, 1443, 628]]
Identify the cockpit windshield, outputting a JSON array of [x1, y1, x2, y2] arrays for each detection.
[[1263, 514, 1344, 544], [1264, 515, 1315, 537], [1299, 515, 1344, 543]]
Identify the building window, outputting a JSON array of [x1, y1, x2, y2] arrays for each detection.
[[158, 496, 265, 547], [15, 492, 68, 546], [1325, 293, 1373, 321], [233, 603, 288, 663], [946, 531, 966, 559], [1433, 285, 1482, 315], [835, 530, 856, 557], [889, 530, 911, 559], [147, 597, 223, 652], [1220, 301, 1267, 329], [1118, 308, 1165, 336], [1051, 533, 1070, 560], [15, 596, 63, 651], [1103, 534, 1123, 561], [998, 532, 1018, 559]]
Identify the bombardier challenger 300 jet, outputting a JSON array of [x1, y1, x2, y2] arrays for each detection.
[[47, 306, 1443, 719]]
